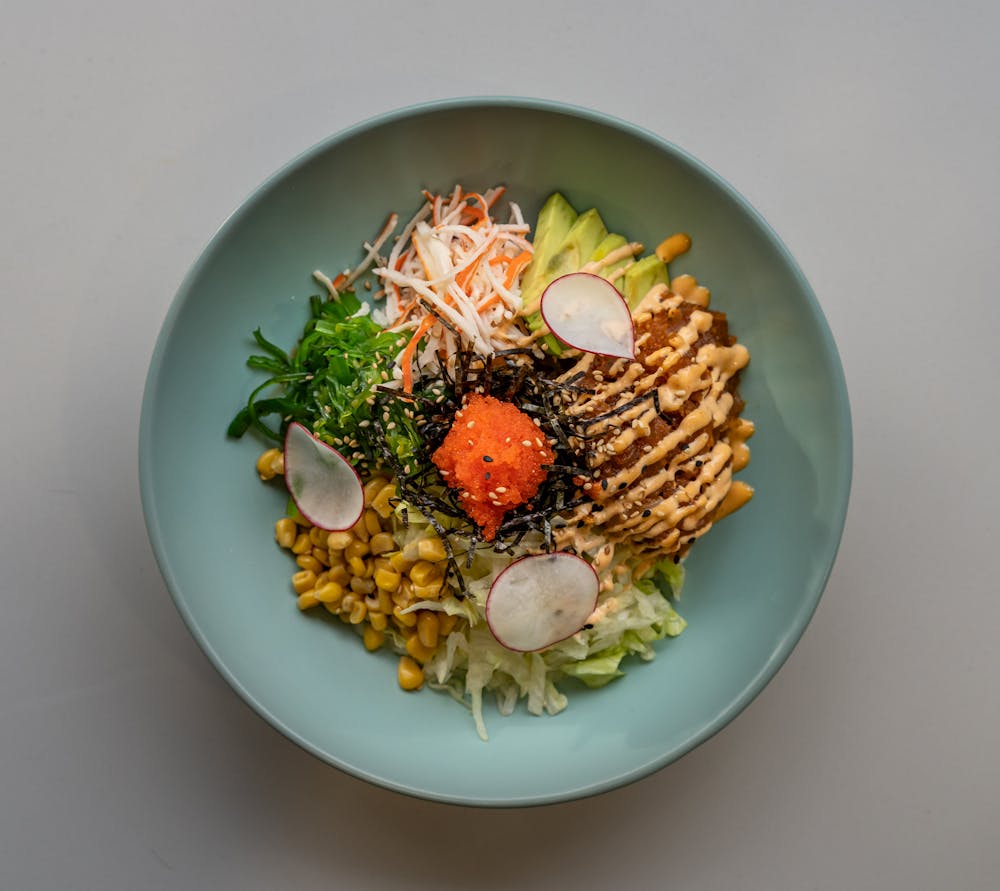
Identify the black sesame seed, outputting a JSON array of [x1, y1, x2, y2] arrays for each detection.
[[618, 481, 627, 490], [483, 455, 493, 463], [672, 555, 680, 564], [601, 479, 609, 491], [695, 460, 702, 467], [485, 471, 491, 480], [583, 623, 594, 630], [642, 509, 651, 518]]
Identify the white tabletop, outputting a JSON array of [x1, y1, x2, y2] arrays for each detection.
[[3, 2, 998, 888]]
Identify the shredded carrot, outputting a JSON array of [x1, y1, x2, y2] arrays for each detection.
[[456, 254, 483, 291], [477, 293, 504, 312], [401, 315, 436, 392], [332, 272, 348, 289], [503, 250, 533, 289]]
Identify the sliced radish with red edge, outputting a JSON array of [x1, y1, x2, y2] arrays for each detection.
[[486, 552, 599, 652], [540, 272, 636, 360], [283, 422, 364, 531]]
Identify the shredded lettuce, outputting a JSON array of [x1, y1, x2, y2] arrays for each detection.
[[397, 497, 688, 740]]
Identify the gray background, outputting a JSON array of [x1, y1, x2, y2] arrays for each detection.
[[3, 1, 997, 888]]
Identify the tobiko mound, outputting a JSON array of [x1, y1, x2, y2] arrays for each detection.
[[432, 394, 554, 541], [228, 186, 754, 739]]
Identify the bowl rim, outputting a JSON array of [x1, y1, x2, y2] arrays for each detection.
[[139, 95, 853, 807]]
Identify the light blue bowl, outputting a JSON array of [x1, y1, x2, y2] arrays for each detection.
[[140, 97, 851, 806]]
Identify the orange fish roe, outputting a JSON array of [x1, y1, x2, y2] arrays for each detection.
[[431, 394, 555, 540]]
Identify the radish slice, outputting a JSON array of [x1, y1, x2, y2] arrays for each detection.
[[486, 553, 599, 652], [540, 272, 636, 359], [283, 422, 364, 531]]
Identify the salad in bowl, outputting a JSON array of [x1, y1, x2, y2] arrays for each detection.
[[229, 184, 754, 739]]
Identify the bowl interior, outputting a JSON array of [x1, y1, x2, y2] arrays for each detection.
[[140, 99, 851, 806]]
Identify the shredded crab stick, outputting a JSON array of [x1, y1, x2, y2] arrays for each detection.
[[373, 187, 534, 391]]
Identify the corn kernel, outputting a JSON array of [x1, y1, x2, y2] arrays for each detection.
[[410, 560, 442, 587], [363, 626, 385, 651], [344, 539, 370, 561], [327, 563, 350, 586], [374, 566, 402, 591], [392, 605, 417, 628], [388, 551, 415, 573], [350, 515, 370, 543], [363, 476, 389, 507], [412, 580, 444, 601], [364, 509, 382, 537], [297, 592, 319, 610], [314, 582, 345, 604], [348, 600, 367, 625], [375, 589, 393, 615], [439, 613, 458, 636], [417, 537, 447, 562], [326, 530, 353, 551], [405, 633, 436, 664], [350, 576, 375, 595], [308, 526, 327, 547], [257, 448, 284, 480], [347, 556, 368, 577], [417, 611, 439, 649], [369, 532, 396, 555], [296, 554, 321, 573], [291, 533, 312, 555], [275, 518, 297, 549], [369, 611, 388, 631], [397, 656, 424, 690], [291, 570, 317, 594], [311, 547, 329, 566], [371, 483, 397, 518], [393, 578, 414, 608]]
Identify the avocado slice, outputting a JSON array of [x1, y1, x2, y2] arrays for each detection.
[[590, 233, 629, 289], [623, 255, 669, 309], [519, 193, 577, 313], [523, 207, 608, 315]]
